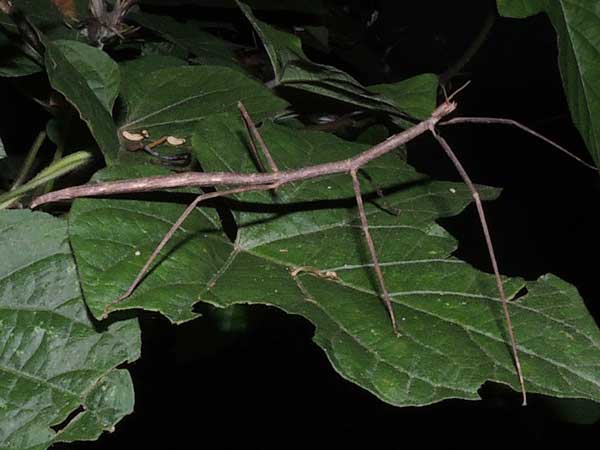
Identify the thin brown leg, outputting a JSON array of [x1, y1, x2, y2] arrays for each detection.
[[429, 125, 527, 406], [107, 183, 279, 314], [238, 101, 280, 172], [238, 106, 267, 173], [350, 169, 399, 336], [441, 117, 598, 171]]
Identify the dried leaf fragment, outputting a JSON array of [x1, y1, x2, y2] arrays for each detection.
[[122, 130, 145, 142], [290, 266, 340, 281], [166, 136, 186, 146]]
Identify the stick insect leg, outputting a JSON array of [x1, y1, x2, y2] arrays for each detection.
[[238, 101, 280, 172], [108, 183, 279, 313], [238, 106, 267, 173], [441, 117, 598, 171], [350, 169, 399, 336], [358, 169, 402, 216], [429, 125, 527, 406]]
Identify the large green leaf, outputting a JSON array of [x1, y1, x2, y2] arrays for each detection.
[[45, 40, 120, 165], [237, 1, 418, 118], [129, 11, 240, 68], [67, 115, 600, 406], [0, 210, 140, 450], [69, 164, 223, 324], [117, 64, 289, 142], [118, 54, 189, 86], [497, 0, 600, 165], [53, 40, 120, 112]]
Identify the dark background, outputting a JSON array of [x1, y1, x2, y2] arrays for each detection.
[[2, 0, 599, 448]]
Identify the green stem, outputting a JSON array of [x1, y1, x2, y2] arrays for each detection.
[[11, 129, 46, 189], [44, 113, 73, 194], [0, 151, 92, 209]]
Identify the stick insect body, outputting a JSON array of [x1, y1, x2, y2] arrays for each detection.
[[30, 96, 598, 406]]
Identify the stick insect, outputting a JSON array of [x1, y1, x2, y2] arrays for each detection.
[[30, 90, 598, 407]]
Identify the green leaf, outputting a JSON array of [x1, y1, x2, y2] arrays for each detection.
[[370, 74, 440, 122], [140, 0, 325, 14], [66, 116, 600, 406], [118, 64, 289, 142], [53, 40, 120, 112], [141, 40, 190, 60], [236, 1, 408, 117], [0, 151, 93, 208], [0, 30, 42, 77], [0, 0, 81, 78], [0, 134, 5, 160], [45, 40, 120, 165], [0, 0, 83, 40], [119, 55, 189, 92], [0, 0, 65, 33], [0, 210, 140, 450], [69, 164, 222, 323], [497, 0, 600, 165], [130, 11, 240, 68]]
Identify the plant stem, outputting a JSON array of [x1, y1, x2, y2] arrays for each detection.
[[11, 130, 46, 190], [0, 151, 92, 209], [44, 113, 73, 194]]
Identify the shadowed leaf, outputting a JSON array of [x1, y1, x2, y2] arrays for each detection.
[[498, 0, 600, 165], [130, 11, 240, 68], [45, 40, 120, 165], [118, 64, 288, 143], [0, 210, 140, 450]]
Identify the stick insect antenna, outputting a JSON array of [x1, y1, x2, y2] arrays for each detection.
[[441, 80, 472, 104], [429, 124, 527, 406]]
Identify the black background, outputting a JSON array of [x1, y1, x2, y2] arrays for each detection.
[[2, 0, 599, 448]]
